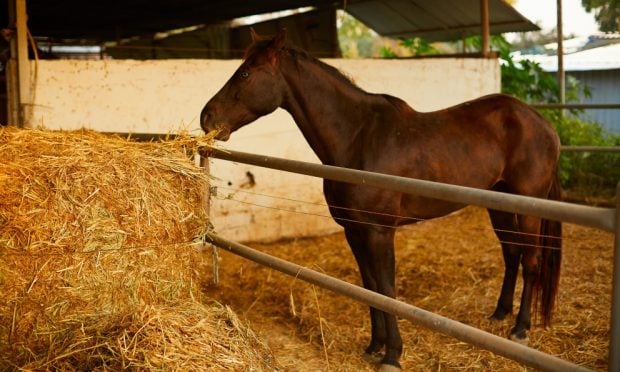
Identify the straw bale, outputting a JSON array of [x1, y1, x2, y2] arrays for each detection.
[[0, 127, 279, 370], [16, 300, 278, 371]]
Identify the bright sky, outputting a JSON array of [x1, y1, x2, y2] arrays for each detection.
[[513, 0, 599, 37]]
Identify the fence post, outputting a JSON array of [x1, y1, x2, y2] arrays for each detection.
[[200, 155, 219, 285], [610, 182, 620, 372]]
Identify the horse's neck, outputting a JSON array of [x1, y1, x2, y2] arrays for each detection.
[[280, 57, 369, 166]]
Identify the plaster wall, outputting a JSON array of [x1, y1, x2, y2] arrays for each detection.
[[31, 58, 500, 242]]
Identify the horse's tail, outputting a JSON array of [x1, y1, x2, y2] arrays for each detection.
[[537, 171, 562, 327]]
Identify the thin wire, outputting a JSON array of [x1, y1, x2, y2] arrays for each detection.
[[214, 185, 563, 244], [215, 194, 562, 251], [215, 195, 400, 229], [216, 186, 425, 223]]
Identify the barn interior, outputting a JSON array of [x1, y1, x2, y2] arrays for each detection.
[[1, 2, 618, 371]]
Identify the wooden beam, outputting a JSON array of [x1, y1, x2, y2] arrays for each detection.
[[480, 0, 490, 56], [5, 0, 31, 127], [5, 0, 19, 125], [16, 0, 31, 127]]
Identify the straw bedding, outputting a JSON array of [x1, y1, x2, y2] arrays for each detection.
[[210, 206, 614, 371], [0, 127, 279, 370]]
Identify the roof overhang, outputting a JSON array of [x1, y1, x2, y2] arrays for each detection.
[[1, 0, 539, 43], [345, 0, 539, 41]]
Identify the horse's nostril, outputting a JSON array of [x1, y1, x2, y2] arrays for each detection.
[[200, 109, 212, 129]]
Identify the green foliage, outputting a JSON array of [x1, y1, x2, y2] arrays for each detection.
[[399, 37, 439, 56], [582, 0, 620, 32], [379, 38, 440, 58], [379, 46, 398, 58], [545, 111, 620, 199], [337, 11, 377, 58]]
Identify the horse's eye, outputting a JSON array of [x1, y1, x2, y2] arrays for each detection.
[[239, 70, 249, 79]]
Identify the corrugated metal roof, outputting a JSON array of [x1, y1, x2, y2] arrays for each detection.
[[345, 0, 539, 41], [515, 43, 620, 72]]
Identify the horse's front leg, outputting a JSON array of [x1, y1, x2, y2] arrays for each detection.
[[346, 226, 402, 370], [345, 227, 386, 358]]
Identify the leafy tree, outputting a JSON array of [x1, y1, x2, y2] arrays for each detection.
[[337, 11, 377, 58], [582, 0, 620, 32], [399, 38, 439, 55], [379, 38, 439, 58]]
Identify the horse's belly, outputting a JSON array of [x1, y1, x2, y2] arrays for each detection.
[[399, 195, 466, 223]]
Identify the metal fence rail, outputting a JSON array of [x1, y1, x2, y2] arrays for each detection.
[[202, 147, 614, 232], [203, 147, 620, 372], [531, 103, 620, 110], [561, 146, 620, 153]]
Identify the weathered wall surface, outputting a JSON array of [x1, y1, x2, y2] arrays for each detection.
[[31, 58, 500, 242]]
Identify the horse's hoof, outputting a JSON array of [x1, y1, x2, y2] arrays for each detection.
[[489, 308, 510, 321], [509, 332, 529, 346], [489, 313, 505, 321], [363, 351, 383, 364], [379, 364, 402, 372]]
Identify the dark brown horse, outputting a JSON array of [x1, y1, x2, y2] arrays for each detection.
[[200, 29, 562, 371]]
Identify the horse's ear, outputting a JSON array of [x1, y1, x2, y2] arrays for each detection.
[[250, 27, 260, 43], [272, 28, 287, 50]]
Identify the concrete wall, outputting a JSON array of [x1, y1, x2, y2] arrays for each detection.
[[31, 58, 500, 242]]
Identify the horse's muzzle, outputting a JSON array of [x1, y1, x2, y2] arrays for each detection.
[[200, 103, 235, 140], [200, 107, 213, 133]]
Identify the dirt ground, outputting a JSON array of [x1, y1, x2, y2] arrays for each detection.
[[205, 206, 614, 371]]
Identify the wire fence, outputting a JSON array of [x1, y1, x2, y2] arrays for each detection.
[[212, 184, 565, 249]]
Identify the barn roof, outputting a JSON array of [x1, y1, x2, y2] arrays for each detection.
[[347, 0, 539, 41], [1, 0, 538, 43]]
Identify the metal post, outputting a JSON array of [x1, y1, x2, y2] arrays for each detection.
[[609, 182, 620, 372], [480, 0, 490, 56], [556, 0, 565, 106]]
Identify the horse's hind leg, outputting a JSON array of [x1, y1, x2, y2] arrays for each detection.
[[488, 209, 521, 321], [510, 214, 543, 343], [488, 209, 542, 343]]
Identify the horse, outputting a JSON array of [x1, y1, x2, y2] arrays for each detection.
[[200, 29, 562, 371]]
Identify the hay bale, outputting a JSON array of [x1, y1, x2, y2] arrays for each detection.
[[0, 127, 279, 370]]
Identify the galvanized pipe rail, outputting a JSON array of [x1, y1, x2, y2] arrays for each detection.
[[205, 233, 591, 372], [203, 147, 620, 372], [531, 103, 620, 110], [561, 146, 620, 153], [203, 147, 614, 232]]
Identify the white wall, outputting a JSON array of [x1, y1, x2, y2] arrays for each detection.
[[31, 58, 500, 242]]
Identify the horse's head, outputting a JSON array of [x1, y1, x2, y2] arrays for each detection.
[[200, 28, 288, 140]]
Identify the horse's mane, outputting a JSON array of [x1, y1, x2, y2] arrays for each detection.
[[244, 40, 361, 91]]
